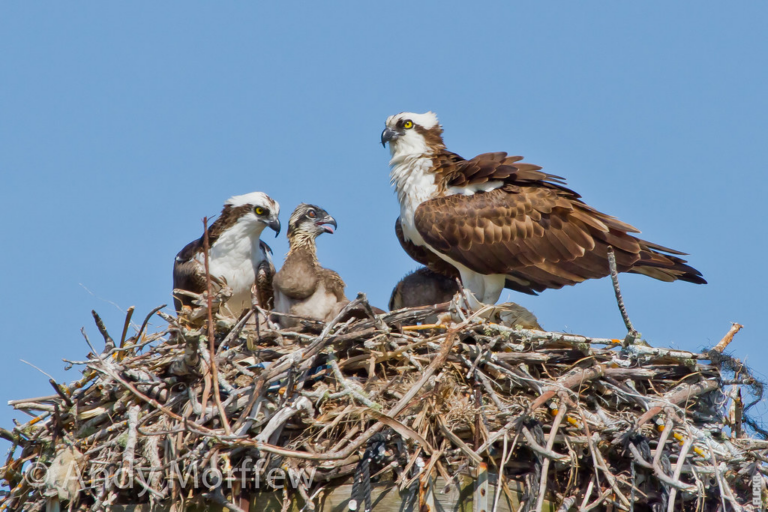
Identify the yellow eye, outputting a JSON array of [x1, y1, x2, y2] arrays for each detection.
[[254, 207, 265, 215], [403, 120, 413, 129]]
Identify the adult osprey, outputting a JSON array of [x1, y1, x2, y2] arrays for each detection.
[[381, 112, 705, 304], [173, 192, 281, 317]]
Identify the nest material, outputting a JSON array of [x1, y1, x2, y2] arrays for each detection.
[[0, 295, 765, 512]]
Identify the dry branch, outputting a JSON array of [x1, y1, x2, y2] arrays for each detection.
[[0, 297, 760, 512]]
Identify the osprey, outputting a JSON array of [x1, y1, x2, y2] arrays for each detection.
[[389, 267, 460, 311], [382, 112, 706, 304], [173, 192, 281, 317], [272, 204, 348, 328]]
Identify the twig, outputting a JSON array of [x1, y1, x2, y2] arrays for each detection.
[[19, 360, 55, 381], [203, 217, 232, 436], [606, 246, 638, 344], [92, 310, 115, 353], [328, 354, 379, 409], [120, 405, 140, 486], [666, 435, 694, 512], [521, 427, 569, 462], [652, 419, 695, 491], [535, 403, 567, 512], [119, 306, 135, 348], [713, 322, 744, 353], [255, 396, 314, 443]]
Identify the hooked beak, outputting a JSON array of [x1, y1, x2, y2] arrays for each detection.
[[381, 127, 399, 147], [316, 215, 337, 234], [267, 218, 281, 237]]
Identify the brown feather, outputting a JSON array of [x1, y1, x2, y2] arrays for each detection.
[[255, 241, 275, 309], [401, 147, 706, 294], [394, 218, 460, 279]]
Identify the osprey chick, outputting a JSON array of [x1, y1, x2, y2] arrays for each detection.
[[173, 192, 281, 317], [389, 267, 460, 311], [382, 112, 706, 304], [272, 204, 349, 328]]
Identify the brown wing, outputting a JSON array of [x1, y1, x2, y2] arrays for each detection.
[[435, 151, 573, 193], [317, 268, 347, 302], [255, 241, 275, 309], [415, 155, 705, 293], [172, 239, 207, 312], [395, 217, 460, 279]]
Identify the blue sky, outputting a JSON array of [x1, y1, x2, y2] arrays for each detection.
[[2, 2, 767, 452]]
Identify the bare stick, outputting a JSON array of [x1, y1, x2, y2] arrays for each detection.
[[19, 360, 55, 381], [666, 435, 694, 512], [119, 306, 135, 348], [216, 308, 254, 356], [579, 476, 596, 510], [327, 354, 379, 409], [606, 246, 638, 342], [203, 217, 232, 436], [91, 310, 115, 353], [120, 405, 140, 486], [255, 396, 314, 443], [521, 427, 569, 461], [713, 322, 744, 353], [535, 404, 567, 512], [652, 419, 695, 491]]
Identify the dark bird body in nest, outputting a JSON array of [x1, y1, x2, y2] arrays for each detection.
[[389, 267, 460, 311], [382, 112, 706, 304]]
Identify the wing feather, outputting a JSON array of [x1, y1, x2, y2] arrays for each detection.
[[399, 149, 705, 293], [413, 182, 705, 292], [256, 240, 275, 309], [395, 218, 460, 279], [172, 239, 207, 312]]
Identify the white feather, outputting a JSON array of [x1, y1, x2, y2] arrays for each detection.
[[447, 181, 504, 195], [390, 155, 437, 246], [194, 213, 268, 316], [385, 111, 439, 130], [225, 191, 275, 209]]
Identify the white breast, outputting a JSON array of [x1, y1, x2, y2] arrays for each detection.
[[195, 221, 266, 317], [390, 155, 438, 246]]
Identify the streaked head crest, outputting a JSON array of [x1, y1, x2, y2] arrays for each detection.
[[225, 191, 279, 213], [385, 111, 440, 130]]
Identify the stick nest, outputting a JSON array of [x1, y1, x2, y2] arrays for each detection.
[[1, 295, 765, 512]]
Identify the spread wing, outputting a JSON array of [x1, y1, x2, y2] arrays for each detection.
[[172, 239, 206, 312], [256, 241, 275, 309], [414, 152, 705, 293]]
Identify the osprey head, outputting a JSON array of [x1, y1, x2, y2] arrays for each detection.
[[224, 191, 281, 237], [287, 203, 337, 239], [381, 112, 444, 158]]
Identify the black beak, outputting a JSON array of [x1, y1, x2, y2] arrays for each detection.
[[381, 128, 398, 147], [316, 215, 337, 234], [268, 218, 281, 237]]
